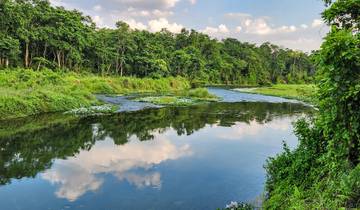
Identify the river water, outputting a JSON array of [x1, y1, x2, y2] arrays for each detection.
[[0, 88, 312, 210]]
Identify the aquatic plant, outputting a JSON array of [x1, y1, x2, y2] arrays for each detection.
[[64, 104, 118, 115], [218, 201, 254, 210]]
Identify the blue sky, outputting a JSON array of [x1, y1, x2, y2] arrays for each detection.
[[173, 0, 325, 27], [50, 0, 329, 52]]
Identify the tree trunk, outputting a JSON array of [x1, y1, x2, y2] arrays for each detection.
[[120, 49, 125, 77], [115, 59, 119, 75], [107, 64, 112, 75], [37, 62, 41, 71], [115, 51, 120, 75], [62, 51, 65, 68], [37, 44, 48, 71], [43, 44, 48, 57], [29, 52, 33, 66], [56, 51, 61, 68], [5, 58, 9, 68], [120, 61, 123, 77], [25, 42, 29, 68]]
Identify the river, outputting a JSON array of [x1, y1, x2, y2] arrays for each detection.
[[0, 88, 312, 210]]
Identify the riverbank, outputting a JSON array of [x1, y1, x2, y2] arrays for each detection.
[[234, 84, 316, 103], [0, 69, 314, 120], [0, 69, 190, 120]]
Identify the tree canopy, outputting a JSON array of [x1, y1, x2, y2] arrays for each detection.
[[0, 0, 315, 85]]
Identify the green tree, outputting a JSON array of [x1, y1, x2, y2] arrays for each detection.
[[0, 0, 315, 85], [265, 0, 360, 208], [0, 34, 20, 67]]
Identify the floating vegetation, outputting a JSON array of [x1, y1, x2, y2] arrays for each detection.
[[219, 201, 254, 210], [64, 104, 118, 115], [133, 88, 220, 106], [134, 95, 220, 106]]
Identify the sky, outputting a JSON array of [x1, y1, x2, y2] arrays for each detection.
[[50, 0, 329, 52]]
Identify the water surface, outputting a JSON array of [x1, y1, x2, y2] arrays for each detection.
[[0, 90, 312, 210]]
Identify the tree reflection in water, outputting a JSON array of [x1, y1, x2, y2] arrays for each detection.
[[0, 102, 311, 191]]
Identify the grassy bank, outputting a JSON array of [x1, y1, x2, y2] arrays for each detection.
[[0, 68, 190, 120], [234, 84, 316, 103]]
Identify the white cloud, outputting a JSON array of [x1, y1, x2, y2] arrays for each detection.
[[125, 19, 148, 30], [312, 19, 323, 28], [202, 24, 229, 34], [189, 0, 196, 5], [148, 18, 183, 33], [225, 13, 300, 35], [277, 25, 297, 33], [117, 172, 161, 188], [49, 1, 328, 52], [225, 12, 252, 19], [213, 12, 328, 51], [42, 131, 192, 201], [92, 15, 104, 26], [126, 9, 174, 18], [244, 18, 273, 35], [236, 26, 242, 32], [235, 17, 298, 35], [152, 9, 174, 17], [93, 4, 102, 12], [218, 24, 230, 33], [218, 119, 291, 141], [115, 0, 181, 9], [301, 24, 309, 29]]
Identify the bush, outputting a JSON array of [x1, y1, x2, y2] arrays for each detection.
[[187, 88, 217, 99], [264, 1, 360, 208]]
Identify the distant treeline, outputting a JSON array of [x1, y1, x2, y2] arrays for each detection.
[[0, 0, 315, 84]]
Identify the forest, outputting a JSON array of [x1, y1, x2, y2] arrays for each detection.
[[0, 0, 315, 85]]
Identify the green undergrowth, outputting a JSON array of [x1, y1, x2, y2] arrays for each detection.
[[0, 68, 190, 119], [235, 84, 316, 103], [185, 88, 218, 99]]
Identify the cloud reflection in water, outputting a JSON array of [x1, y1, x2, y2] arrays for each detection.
[[41, 127, 192, 201]]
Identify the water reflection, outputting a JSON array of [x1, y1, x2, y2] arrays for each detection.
[[216, 118, 292, 141], [0, 102, 312, 209], [42, 132, 191, 201]]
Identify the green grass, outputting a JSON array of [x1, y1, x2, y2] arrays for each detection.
[[235, 84, 316, 103], [0, 68, 190, 120], [185, 88, 218, 99]]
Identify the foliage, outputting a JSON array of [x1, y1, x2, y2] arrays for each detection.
[[186, 88, 218, 99], [0, 68, 190, 119], [264, 0, 360, 208], [0, 0, 315, 85]]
